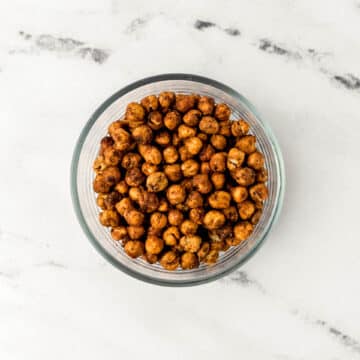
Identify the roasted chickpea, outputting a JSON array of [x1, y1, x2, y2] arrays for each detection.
[[219, 120, 232, 137], [193, 174, 213, 194], [96, 194, 107, 210], [231, 119, 250, 136], [200, 162, 211, 174], [197, 96, 214, 115], [124, 209, 144, 226], [197, 242, 210, 260], [103, 147, 122, 166], [181, 252, 199, 270], [210, 240, 226, 251], [121, 152, 141, 169], [93, 155, 107, 173], [128, 187, 143, 202], [157, 198, 169, 212], [158, 91, 175, 112], [160, 250, 179, 270], [236, 135, 256, 154], [232, 222, 254, 244], [238, 200, 256, 220], [180, 220, 198, 236], [144, 252, 158, 264], [199, 116, 220, 134], [111, 226, 128, 241], [99, 210, 120, 227], [164, 110, 181, 130], [154, 131, 171, 147], [108, 120, 121, 137], [256, 168, 268, 183], [197, 133, 208, 142], [249, 183, 269, 203], [168, 209, 184, 226], [115, 197, 133, 216], [125, 102, 146, 128], [145, 235, 164, 255], [199, 144, 215, 162], [204, 249, 219, 264], [138, 145, 162, 165], [163, 146, 179, 164], [178, 146, 192, 161], [138, 191, 159, 213], [166, 184, 186, 205], [209, 152, 227, 172], [186, 191, 203, 209], [146, 172, 168, 192], [189, 207, 205, 225], [210, 134, 227, 150], [164, 164, 182, 182], [147, 111, 163, 130], [99, 136, 114, 155], [172, 133, 181, 146], [150, 212, 168, 229], [183, 109, 202, 127], [175, 94, 196, 113], [247, 151, 265, 170], [230, 186, 248, 203], [184, 137, 203, 155], [141, 162, 158, 177], [203, 210, 226, 230], [131, 125, 153, 145], [223, 206, 239, 222], [127, 226, 145, 240], [93, 174, 112, 193], [208, 224, 232, 242], [103, 166, 121, 184], [115, 180, 128, 194], [251, 209, 263, 225], [97, 191, 121, 210], [208, 191, 231, 209], [124, 240, 144, 258], [181, 159, 200, 177], [125, 167, 145, 187], [211, 172, 226, 190], [181, 178, 194, 192], [231, 167, 256, 186], [163, 226, 180, 246], [179, 235, 202, 253], [227, 147, 245, 171], [214, 103, 231, 121], [141, 95, 158, 112], [178, 124, 197, 139], [148, 226, 162, 237]]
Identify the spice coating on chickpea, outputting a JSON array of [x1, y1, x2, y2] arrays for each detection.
[[211, 172, 226, 190], [163, 226, 180, 246], [121, 152, 141, 169], [145, 236, 164, 255], [147, 111, 163, 130], [203, 210, 226, 230], [132, 125, 153, 145], [103, 147, 122, 166], [236, 135, 256, 154], [199, 144, 215, 162], [230, 186, 248, 203], [249, 183, 268, 203], [223, 206, 239, 222], [163, 146, 179, 164], [138, 191, 159, 213], [210, 152, 227, 172], [164, 164, 182, 182], [146, 172, 168, 192], [115, 197, 133, 216], [199, 116, 220, 134], [233, 222, 254, 244], [208, 191, 231, 209], [180, 235, 202, 252], [181, 252, 199, 270], [231, 119, 250, 137], [111, 226, 128, 241], [124, 209, 144, 226], [247, 151, 265, 170], [125, 167, 145, 187], [193, 174, 213, 194], [124, 241, 144, 258], [175, 94, 196, 113], [150, 212, 168, 229], [197, 96, 215, 115], [231, 167, 256, 186], [127, 226, 145, 240], [184, 136, 203, 155], [99, 136, 114, 155], [99, 210, 120, 227], [227, 148, 245, 171], [141, 95, 158, 112], [138, 145, 162, 165], [214, 103, 231, 121], [158, 91, 175, 112], [180, 220, 198, 235], [238, 200, 256, 220], [210, 134, 227, 150], [164, 110, 181, 130], [181, 159, 200, 177], [167, 184, 186, 205], [160, 251, 179, 270], [168, 209, 184, 226], [186, 191, 203, 209], [183, 109, 202, 127]]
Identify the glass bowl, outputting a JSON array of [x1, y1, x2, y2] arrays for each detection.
[[71, 73, 285, 286]]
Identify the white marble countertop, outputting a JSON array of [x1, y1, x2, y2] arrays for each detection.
[[1, 0, 360, 359]]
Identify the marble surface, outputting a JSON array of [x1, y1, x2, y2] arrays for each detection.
[[1, 0, 360, 359]]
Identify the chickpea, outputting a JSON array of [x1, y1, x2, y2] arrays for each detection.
[[200, 162, 211, 174], [227, 147, 245, 171], [132, 124, 153, 145], [127, 226, 145, 240], [210, 134, 227, 150], [186, 191, 203, 209], [97, 191, 121, 210], [96, 194, 108, 210], [147, 111, 163, 130], [144, 252, 158, 264], [181, 159, 200, 177], [111, 226, 128, 241], [141, 95, 158, 112], [148, 226, 162, 237], [164, 164, 182, 182], [115, 180, 128, 194], [203, 210, 226, 230], [238, 200, 256, 220], [184, 136, 203, 155], [208, 191, 231, 209], [209, 152, 227, 172], [93, 174, 112, 193], [210, 240, 226, 251], [125, 167, 145, 187], [197, 96, 215, 115], [164, 110, 181, 130], [193, 174, 212, 194], [175, 94, 196, 113], [99, 136, 114, 155], [176, 124, 195, 139], [125, 102, 146, 128], [249, 183, 268, 203], [141, 162, 158, 176], [172, 133, 181, 146], [180, 235, 202, 253], [199, 116, 220, 135], [214, 103, 231, 121], [223, 206, 239, 222], [199, 144, 215, 162], [247, 151, 265, 170], [168, 209, 184, 226], [163, 146, 179, 164], [197, 133, 208, 142], [124, 209, 144, 226], [219, 120, 232, 137], [115, 197, 133, 216], [129, 187, 143, 202], [197, 242, 210, 260], [230, 186, 248, 203], [138, 191, 159, 213], [158, 91, 175, 112], [150, 212, 168, 229], [178, 146, 192, 161], [231, 119, 250, 136], [108, 120, 121, 137], [189, 208, 205, 225], [176, 203, 189, 212], [180, 220, 198, 236], [163, 226, 180, 246], [145, 235, 164, 255], [181, 252, 199, 270], [251, 209, 262, 225], [204, 249, 219, 264], [181, 178, 194, 192], [124, 240, 144, 258], [183, 109, 201, 127], [157, 198, 169, 212], [231, 167, 256, 186], [211, 172, 226, 190], [154, 131, 171, 147], [233, 222, 254, 244], [121, 152, 142, 169], [103, 147, 121, 166], [166, 184, 186, 205], [146, 172, 168, 192], [99, 210, 120, 227], [93, 155, 107, 173], [208, 224, 232, 242], [160, 250, 179, 270], [236, 135, 256, 154], [138, 145, 162, 165], [256, 168, 268, 183]]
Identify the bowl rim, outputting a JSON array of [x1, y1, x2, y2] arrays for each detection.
[[71, 73, 285, 287]]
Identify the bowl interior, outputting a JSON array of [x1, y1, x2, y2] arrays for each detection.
[[71, 74, 284, 286]]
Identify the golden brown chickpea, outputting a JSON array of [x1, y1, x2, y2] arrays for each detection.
[[256, 168, 268, 183], [121, 152, 142, 169], [251, 209, 262, 225], [208, 191, 231, 209], [164, 164, 182, 182], [138, 145, 162, 165], [125, 102, 146, 128], [124, 209, 144, 226], [189, 208, 205, 225], [150, 212, 168, 229], [163, 146, 179, 164], [199, 144, 215, 162], [183, 109, 202, 127], [145, 235, 164, 255], [203, 210, 226, 230], [233, 222, 254, 244], [184, 137, 203, 155], [197, 96, 215, 115], [166, 184, 186, 205], [181, 252, 199, 270], [199, 116, 220, 135], [200, 162, 211, 174], [197, 133, 208, 142], [96, 194, 107, 210], [249, 183, 268, 203], [178, 146, 193, 161], [180, 220, 198, 236], [181, 159, 200, 177], [180, 235, 202, 253], [125, 167, 145, 187], [186, 191, 203, 209], [144, 252, 158, 264], [168, 209, 184, 226], [108, 120, 121, 137], [164, 110, 181, 130], [138, 191, 159, 213], [99, 136, 114, 155], [99, 210, 120, 227], [211, 172, 226, 190], [158, 91, 175, 112], [231, 167, 256, 186], [230, 186, 248, 203], [163, 226, 180, 246], [175, 94, 196, 113], [247, 151, 265, 170], [176, 203, 189, 212], [208, 224, 232, 242], [181, 178, 194, 192], [115, 180, 128, 195], [115, 197, 133, 216], [128, 187, 143, 202], [160, 250, 179, 270], [127, 226, 145, 240], [141, 162, 158, 177], [172, 133, 181, 146], [210, 240, 226, 251], [219, 120, 232, 137], [148, 226, 162, 237], [111, 226, 128, 241], [147, 111, 163, 130], [214, 103, 231, 121], [140, 95, 158, 112], [146, 171, 168, 192], [124, 240, 144, 258], [227, 147, 245, 171], [93, 174, 112, 193], [154, 131, 171, 147], [103, 166, 121, 184], [157, 198, 169, 212], [231, 119, 250, 136], [209, 152, 227, 172], [193, 174, 213, 194], [93, 155, 107, 173], [103, 147, 122, 166], [238, 200, 256, 220], [97, 191, 121, 210], [131, 124, 153, 145], [197, 242, 210, 260], [236, 135, 256, 154], [223, 206, 239, 222], [210, 134, 227, 150], [178, 124, 197, 139], [204, 249, 219, 264]]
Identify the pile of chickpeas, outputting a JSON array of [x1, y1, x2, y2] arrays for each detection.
[[93, 92, 268, 270]]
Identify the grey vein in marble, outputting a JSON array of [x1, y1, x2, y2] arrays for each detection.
[[194, 19, 240, 37]]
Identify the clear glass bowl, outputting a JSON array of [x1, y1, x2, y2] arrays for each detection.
[[71, 74, 285, 286]]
